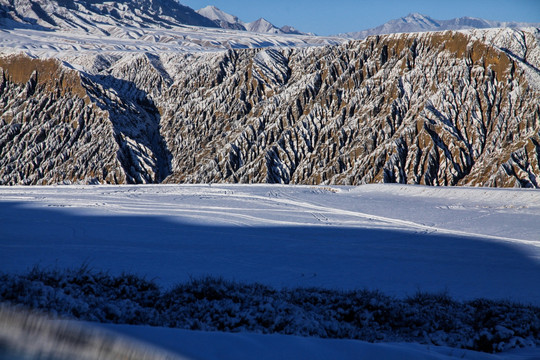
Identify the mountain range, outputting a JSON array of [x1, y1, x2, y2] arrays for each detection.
[[0, 0, 218, 30], [196, 5, 309, 35], [1, 0, 537, 37], [0, 0, 339, 51], [340, 12, 540, 39], [195, 7, 540, 38], [195, 6, 540, 38], [1, 0, 540, 188], [0, 0, 310, 35]]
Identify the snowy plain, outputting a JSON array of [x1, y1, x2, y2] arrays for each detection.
[[0, 23, 342, 63], [1, 184, 540, 301], [0, 184, 540, 359]]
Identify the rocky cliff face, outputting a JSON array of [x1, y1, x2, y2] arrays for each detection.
[[0, 54, 169, 184], [0, 56, 127, 184], [1, 28, 539, 187]]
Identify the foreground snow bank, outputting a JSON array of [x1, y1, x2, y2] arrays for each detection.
[[104, 324, 540, 360], [0, 304, 183, 360], [3, 305, 538, 360], [1, 267, 539, 353]]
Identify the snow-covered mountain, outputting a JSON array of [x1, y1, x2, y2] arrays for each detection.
[[0, 0, 340, 52], [341, 13, 540, 39], [245, 17, 281, 34], [1, 23, 539, 186], [0, 0, 307, 36], [196, 5, 309, 35], [245, 17, 310, 35], [0, 0, 218, 31], [279, 25, 306, 35], [196, 5, 246, 30]]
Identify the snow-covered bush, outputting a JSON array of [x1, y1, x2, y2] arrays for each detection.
[[1, 267, 539, 353]]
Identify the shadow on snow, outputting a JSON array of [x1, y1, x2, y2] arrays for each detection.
[[0, 200, 539, 305]]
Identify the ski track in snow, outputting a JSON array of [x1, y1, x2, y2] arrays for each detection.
[[200, 188, 540, 247], [0, 184, 538, 242]]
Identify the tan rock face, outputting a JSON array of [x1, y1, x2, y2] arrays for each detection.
[[1, 28, 539, 187], [0, 56, 127, 185]]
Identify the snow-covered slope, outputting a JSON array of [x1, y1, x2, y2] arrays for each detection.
[[0, 24, 339, 56], [0, 0, 339, 53], [2, 304, 539, 360], [341, 13, 540, 39], [0, 0, 218, 31], [196, 5, 246, 30], [2, 26, 538, 187], [0, 0, 329, 50], [1, 184, 539, 303], [0, 184, 540, 359], [107, 324, 540, 360], [196, 5, 309, 35]]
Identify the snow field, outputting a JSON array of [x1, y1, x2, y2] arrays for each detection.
[[1, 184, 540, 359], [0, 184, 539, 303]]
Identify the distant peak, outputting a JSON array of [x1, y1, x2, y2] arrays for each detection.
[[397, 13, 440, 28], [198, 5, 223, 13], [196, 5, 240, 25], [253, 18, 272, 24], [402, 13, 435, 22], [280, 25, 296, 32], [245, 17, 281, 34], [406, 13, 429, 18], [199, 5, 224, 13]]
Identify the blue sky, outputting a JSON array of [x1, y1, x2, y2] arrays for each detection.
[[181, 0, 540, 35]]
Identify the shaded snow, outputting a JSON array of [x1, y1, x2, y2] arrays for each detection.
[[0, 184, 539, 304], [104, 324, 540, 360], [2, 304, 539, 360]]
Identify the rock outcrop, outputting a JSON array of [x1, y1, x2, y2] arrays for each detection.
[[1, 28, 539, 187]]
